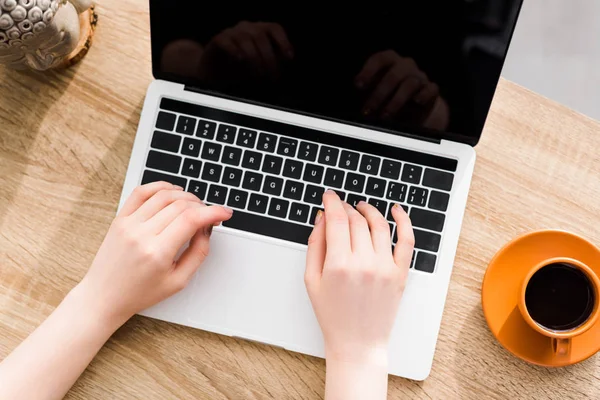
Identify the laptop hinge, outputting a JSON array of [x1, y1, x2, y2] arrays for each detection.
[[184, 85, 442, 145]]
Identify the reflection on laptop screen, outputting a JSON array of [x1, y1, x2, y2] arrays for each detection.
[[150, 1, 522, 144]]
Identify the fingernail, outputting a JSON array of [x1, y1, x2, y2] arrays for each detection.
[[315, 210, 323, 225], [325, 189, 335, 195], [393, 203, 404, 212], [357, 200, 367, 207], [173, 185, 184, 191], [223, 206, 234, 215]]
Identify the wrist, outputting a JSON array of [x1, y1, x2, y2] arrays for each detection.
[[325, 342, 389, 369], [66, 282, 130, 334]]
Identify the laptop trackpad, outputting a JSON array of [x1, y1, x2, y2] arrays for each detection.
[[184, 229, 324, 355]]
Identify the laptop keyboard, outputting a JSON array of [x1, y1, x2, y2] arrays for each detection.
[[141, 98, 457, 274]]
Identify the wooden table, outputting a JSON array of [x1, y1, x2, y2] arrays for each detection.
[[2, 1, 600, 399]]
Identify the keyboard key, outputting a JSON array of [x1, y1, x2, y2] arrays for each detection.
[[365, 177, 385, 197], [344, 172, 366, 193], [282, 159, 303, 179], [318, 146, 339, 166], [283, 180, 305, 201], [196, 120, 217, 139], [303, 164, 324, 184], [248, 193, 268, 213], [347, 194, 366, 207], [223, 210, 313, 244], [359, 155, 381, 175], [187, 180, 207, 200], [408, 186, 428, 207], [304, 185, 325, 205], [298, 141, 318, 161], [151, 131, 182, 153], [263, 176, 284, 196], [182, 158, 202, 178], [381, 159, 402, 180], [176, 115, 197, 135], [392, 226, 398, 244], [387, 204, 409, 222], [141, 170, 187, 188], [289, 202, 310, 223], [222, 146, 242, 166], [414, 252, 436, 273], [201, 142, 222, 161], [242, 150, 263, 170], [201, 163, 222, 183], [236, 128, 257, 148], [207, 184, 228, 204], [257, 132, 277, 152], [428, 190, 450, 212], [277, 137, 298, 157], [368, 198, 388, 217], [181, 137, 201, 157], [227, 189, 249, 209], [332, 190, 347, 201], [324, 168, 345, 189], [423, 169, 454, 191], [410, 208, 445, 232], [242, 171, 263, 191], [223, 167, 243, 187], [386, 182, 407, 202], [216, 124, 237, 143], [268, 198, 290, 219], [411, 250, 416, 268], [156, 111, 177, 131], [262, 155, 283, 175], [414, 229, 441, 252], [339, 150, 360, 170], [146, 150, 181, 174], [310, 207, 324, 225], [401, 164, 422, 184]]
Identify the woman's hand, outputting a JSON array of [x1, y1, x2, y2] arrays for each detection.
[[304, 191, 414, 399], [76, 181, 233, 328]]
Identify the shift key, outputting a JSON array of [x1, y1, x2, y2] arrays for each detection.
[[410, 208, 445, 232]]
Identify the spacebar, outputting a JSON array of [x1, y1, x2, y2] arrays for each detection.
[[222, 211, 313, 245]]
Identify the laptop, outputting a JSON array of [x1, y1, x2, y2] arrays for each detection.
[[119, 1, 522, 380]]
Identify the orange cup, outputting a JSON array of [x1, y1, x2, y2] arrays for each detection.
[[518, 257, 600, 359]]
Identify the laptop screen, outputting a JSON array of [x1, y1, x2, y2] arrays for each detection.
[[150, 1, 522, 145]]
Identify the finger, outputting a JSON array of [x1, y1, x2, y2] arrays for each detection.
[[381, 76, 424, 118], [160, 205, 234, 259], [354, 50, 397, 90], [392, 204, 415, 269], [172, 229, 212, 287], [132, 189, 203, 221], [342, 202, 373, 255], [265, 23, 294, 59], [253, 32, 279, 77], [414, 82, 440, 106], [356, 201, 392, 253], [362, 66, 405, 115], [323, 190, 351, 257], [305, 210, 326, 288], [233, 34, 264, 73], [119, 182, 181, 217], [145, 200, 201, 234], [214, 31, 244, 60]]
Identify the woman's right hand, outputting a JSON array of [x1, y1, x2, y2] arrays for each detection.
[[305, 190, 414, 365]]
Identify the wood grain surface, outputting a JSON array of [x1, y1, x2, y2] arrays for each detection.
[[2, 1, 600, 399]]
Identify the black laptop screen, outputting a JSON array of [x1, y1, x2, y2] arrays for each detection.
[[150, 1, 522, 145]]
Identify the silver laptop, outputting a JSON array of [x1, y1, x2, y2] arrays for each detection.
[[118, 1, 522, 380]]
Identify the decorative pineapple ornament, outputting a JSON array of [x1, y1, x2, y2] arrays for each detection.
[[0, 0, 97, 70]]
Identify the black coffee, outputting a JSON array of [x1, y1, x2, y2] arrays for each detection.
[[525, 263, 595, 331]]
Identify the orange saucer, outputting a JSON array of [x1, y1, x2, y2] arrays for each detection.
[[482, 230, 600, 367]]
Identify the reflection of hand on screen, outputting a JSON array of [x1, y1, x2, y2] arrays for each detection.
[[355, 50, 449, 130]]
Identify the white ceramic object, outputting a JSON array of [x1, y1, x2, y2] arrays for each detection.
[[0, 0, 93, 70]]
